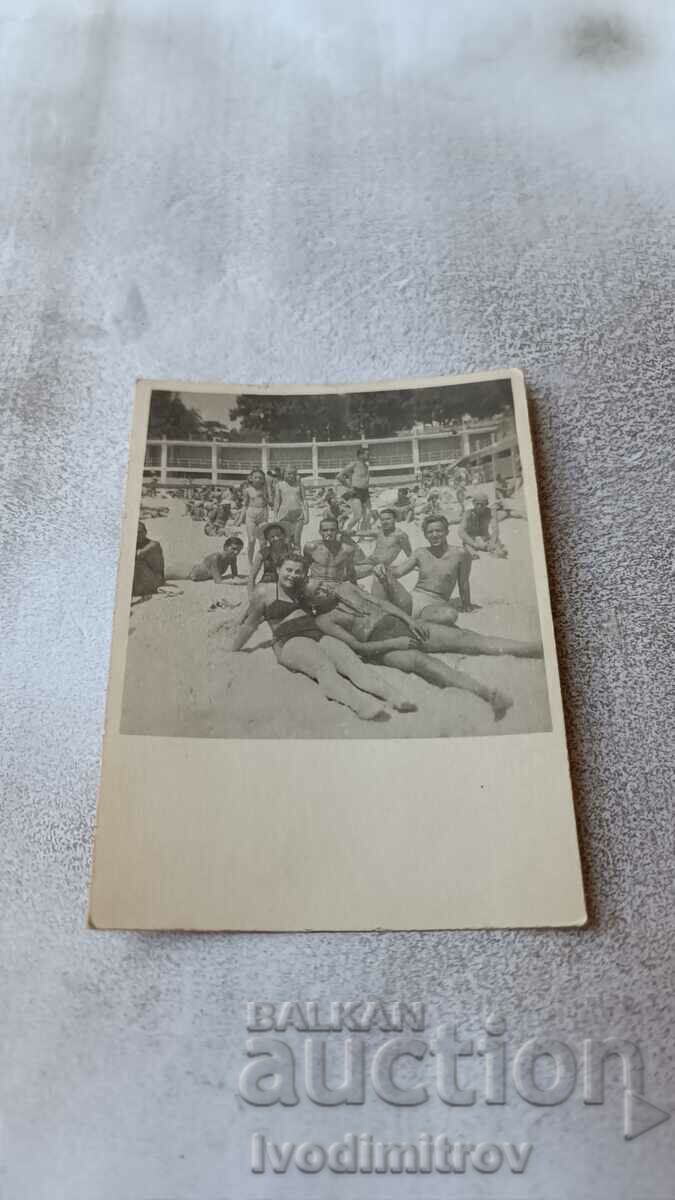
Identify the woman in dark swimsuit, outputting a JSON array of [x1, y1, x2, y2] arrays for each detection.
[[230, 553, 418, 720]]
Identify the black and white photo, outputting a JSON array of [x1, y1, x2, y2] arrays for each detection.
[[122, 376, 551, 739]]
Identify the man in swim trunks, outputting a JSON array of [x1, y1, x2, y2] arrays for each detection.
[[336, 446, 371, 532], [305, 578, 515, 720], [459, 493, 507, 557], [303, 515, 372, 585], [133, 521, 165, 597], [375, 514, 472, 624], [190, 536, 244, 583], [308, 576, 542, 661], [367, 508, 412, 599]]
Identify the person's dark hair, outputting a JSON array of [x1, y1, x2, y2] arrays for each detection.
[[279, 551, 307, 572], [319, 515, 339, 529], [224, 536, 244, 550], [422, 513, 449, 534], [356, 446, 368, 457]]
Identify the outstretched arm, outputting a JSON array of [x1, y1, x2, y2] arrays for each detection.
[[388, 550, 420, 579], [229, 592, 266, 650], [248, 548, 263, 594]]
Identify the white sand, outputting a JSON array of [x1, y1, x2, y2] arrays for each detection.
[[121, 493, 551, 738]]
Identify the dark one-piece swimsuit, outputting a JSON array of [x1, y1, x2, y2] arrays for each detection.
[[266, 584, 323, 647]]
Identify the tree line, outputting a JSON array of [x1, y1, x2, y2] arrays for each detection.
[[148, 381, 512, 442]]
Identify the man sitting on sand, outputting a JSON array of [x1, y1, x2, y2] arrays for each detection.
[[230, 553, 513, 722], [133, 522, 165, 597], [459, 494, 507, 558], [392, 486, 414, 522], [303, 515, 372, 585], [375, 514, 472, 623], [190, 536, 244, 583], [367, 508, 412, 599]]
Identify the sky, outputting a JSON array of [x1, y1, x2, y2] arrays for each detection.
[[178, 392, 240, 426]]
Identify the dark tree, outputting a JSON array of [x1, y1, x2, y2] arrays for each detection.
[[148, 391, 205, 439], [230, 381, 512, 442]]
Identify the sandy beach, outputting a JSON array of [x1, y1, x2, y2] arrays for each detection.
[[121, 491, 551, 739]]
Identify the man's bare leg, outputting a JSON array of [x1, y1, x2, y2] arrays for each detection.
[[319, 636, 417, 711], [415, 601, 460, 627], [374, 571, 413, 614], [422, 624, 543, 658], [277, 637, 386, 720], [379, 649, 512, 721]]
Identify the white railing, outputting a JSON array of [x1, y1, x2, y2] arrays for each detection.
[[143, 421, 508, 484]]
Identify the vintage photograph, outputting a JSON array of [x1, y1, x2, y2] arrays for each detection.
[[121, 378, 551, 739]]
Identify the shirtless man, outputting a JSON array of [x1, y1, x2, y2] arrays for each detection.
[[306, 578, 516, 720], [322, 489, 343, 526], [133, 522, 165, 597], [336, 446, 371, 532], [367, 508, 412, 600], [459, 494, 507, 558], [310, 576, 542, 662], [190, 536, 244, 583], [392, 486, 414, 522], [303, 515, 371, 585], [375, 514, 472, 624]]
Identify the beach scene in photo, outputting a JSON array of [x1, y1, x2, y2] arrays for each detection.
[[121, 381, 551, 739]]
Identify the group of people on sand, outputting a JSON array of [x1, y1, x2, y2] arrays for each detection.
[[133, 447, 536, 725], [227, 508, 542, 725]]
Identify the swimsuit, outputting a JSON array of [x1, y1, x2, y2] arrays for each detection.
[[266, 586, 322, 647], [411, 588, 446, 617], [259, 542, 288, 584]]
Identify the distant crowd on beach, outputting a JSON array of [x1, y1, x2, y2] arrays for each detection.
[[133, 446, 537, 727]]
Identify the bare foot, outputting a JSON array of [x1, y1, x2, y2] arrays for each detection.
[[490, 689, 513, 721]]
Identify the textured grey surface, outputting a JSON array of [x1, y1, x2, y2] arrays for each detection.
[[0, 1, 674, 1197]]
